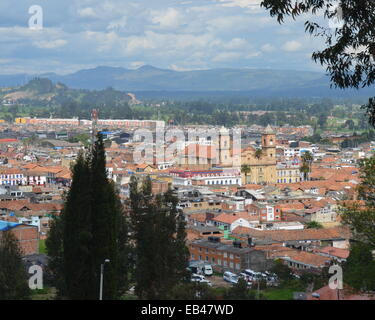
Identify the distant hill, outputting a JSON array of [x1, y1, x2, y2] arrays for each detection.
[[0, 65, 373, 98], [0, 78, 131, 106]]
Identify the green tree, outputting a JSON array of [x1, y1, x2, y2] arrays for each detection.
[[260, 0, 375, 126], [46, 134, 129, 300], [318, 113, 328, 129], [0, 230, 30, 300], [271, 260, 294, 284], [129, 176, 189, 300], [225, 278, 256, 300], [254, 148, 263, 159], [343, 242, 375, 292], [341, 156, 375, 247], [45, 214, 66, 298], [306, 221, 323, 229], [300, 151, 313, 181], [340, 156, 375, 291], [62, 152, 95, 299], [241, 164, 252, 184], [90, 134, 126, 300]]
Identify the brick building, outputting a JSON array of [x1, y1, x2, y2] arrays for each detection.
[[189, 238, 271, 273], [0, 221, 39, 255], [246, 203, 282, 222]]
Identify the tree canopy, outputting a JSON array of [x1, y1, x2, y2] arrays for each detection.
[[46, 134, 129, 300], [0, 230, 30, 300], [261, 0, 375, 125]]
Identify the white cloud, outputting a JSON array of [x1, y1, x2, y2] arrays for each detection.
[[261, 43, 275, 52], [223, 38, 249, 50], [212, 51, 242, 62], [0, 0, 326, 74], [130, 61, 145, 69], [216, 0, 262, 10], [151, 8, 182, 29], [33, 39, 67, 49], [78, 7, 97, 18], [107, 16, 128, 31], [282, 40, 303, 52]]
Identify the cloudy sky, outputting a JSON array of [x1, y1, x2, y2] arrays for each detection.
[[0, 0, 328, 75]]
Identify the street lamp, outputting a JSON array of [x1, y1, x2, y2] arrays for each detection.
[[99, 259, 110, 300]]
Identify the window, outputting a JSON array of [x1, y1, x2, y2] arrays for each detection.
[[235, 263, 240, 270], [230, 262, 234, 269], [229, 254, 234, 260], [223, 260, 227, 267], [218, 259, 222, 265], [223, 252, 227, 258]]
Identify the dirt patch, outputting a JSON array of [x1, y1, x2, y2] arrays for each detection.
[[208, 275, 232, 288]]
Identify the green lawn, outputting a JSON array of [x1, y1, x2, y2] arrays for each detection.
[[262, 288, 295, 300], [39, 239, 47, 254], [31, 287, 57, 300]]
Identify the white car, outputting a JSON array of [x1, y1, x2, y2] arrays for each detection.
[[191, 274, 206, 282], [202, 265, 213, 276], [191, 274, 212, 286], [199, 279, 213, 287], [223, 271, 239, 284]]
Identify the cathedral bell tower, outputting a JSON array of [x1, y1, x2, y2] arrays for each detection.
[[262, 124, 276, 160]]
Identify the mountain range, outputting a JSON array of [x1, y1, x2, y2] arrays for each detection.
[[0, 65, 372, 98]]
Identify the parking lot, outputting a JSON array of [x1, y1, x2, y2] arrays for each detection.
[[207, 275, 231, 288]]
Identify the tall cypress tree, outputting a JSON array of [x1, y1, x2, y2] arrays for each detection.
[[0, 230, 30, 300], [90, 134, 122, 299], [45, 213, 66, 298], [129, 175, 189, 299], [47, 134, 129, 300], [63, 152, 95, 299]]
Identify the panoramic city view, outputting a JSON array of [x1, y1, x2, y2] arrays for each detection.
[[0, 0, 375, 309]]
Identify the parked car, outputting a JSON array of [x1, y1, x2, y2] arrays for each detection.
[[238, 273, 253, 286], [202, 264, 213, 276], [243, 269, 258, 281], [191, 274, 212, 286], [265, 271, 278, 285], [199, 279, 212, 287], [223, 271, 239, 284], [191, 274, 206, 283]]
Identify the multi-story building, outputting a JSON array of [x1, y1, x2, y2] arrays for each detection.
[[0, 169, 26, 186], [241, 125, 277, 184], [170, 168, 242, 186], [276, 160, 302, 184], [189, 238, 270, 272], [246, 202, 282, 222]]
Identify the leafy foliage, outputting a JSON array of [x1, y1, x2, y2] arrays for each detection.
[[341, 156, 375, 247], [0, 230, 30, 300], [306, 221, 324, 229], [129, 176, 189, 300], [46, 134, 129, 300], [261, 0, 375, 126], [343, 242, 375, 291]]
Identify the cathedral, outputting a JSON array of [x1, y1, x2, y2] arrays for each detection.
[[241, 125, 277, 184]]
